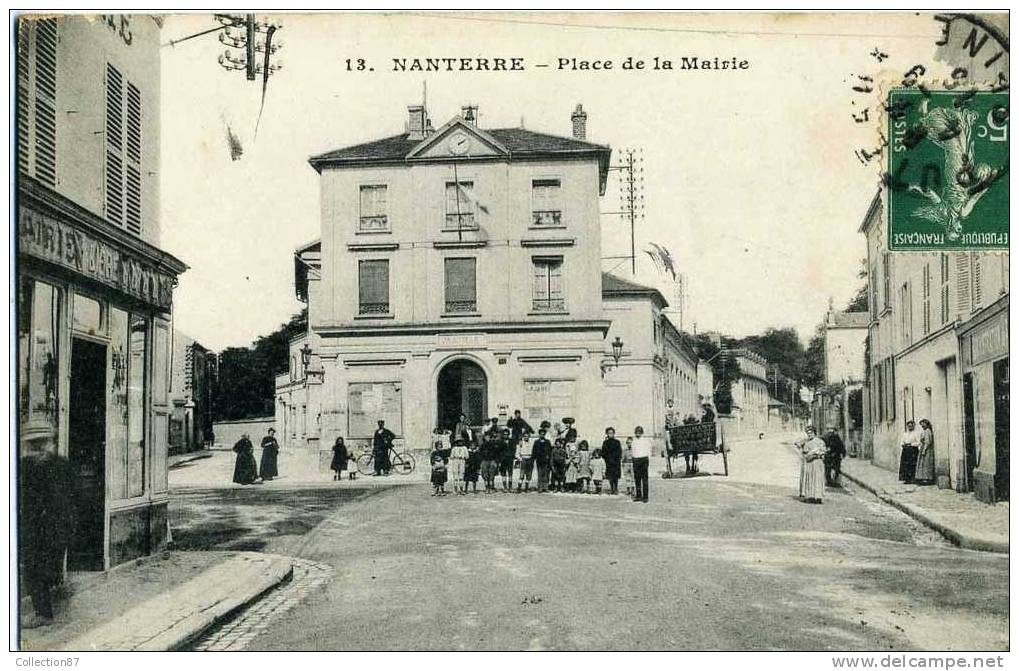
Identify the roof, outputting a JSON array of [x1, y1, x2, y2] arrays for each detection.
[[309, 125, 612, 185], [827, 310, 870, 329], [601, 273, 668, 308]]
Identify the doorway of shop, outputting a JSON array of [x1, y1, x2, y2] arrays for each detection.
[[962, 372, 977, 493], [437, 359, 488, 434], [68, 338, 107, 570], [993, 358, 1008, 501]]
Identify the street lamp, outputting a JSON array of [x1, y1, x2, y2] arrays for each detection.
[[602, 336, 625, 377], [611, 336, 624, 365], [300, 343, 312, 367]]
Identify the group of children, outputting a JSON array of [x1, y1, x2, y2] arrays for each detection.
[[429, 415, 638, 498]]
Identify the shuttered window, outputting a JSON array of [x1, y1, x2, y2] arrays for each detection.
[[939, 254, 950, 325], [358, 260, 390, 315], [444, 258, 477, 313], [882, 252, 892, 310], [955, 253, 971, 316], [970, 252, 983, 309], [358, 184, 389, 232], [532, 257, 565, 313], [444, 181, 476, 230], [16, 18, 58, 186], [531, 178, 562, 227], [921, 262, 931, 336], [105, 64, 143, 235]]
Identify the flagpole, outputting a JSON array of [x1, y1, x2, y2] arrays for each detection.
[[453, 160, 463, 242]]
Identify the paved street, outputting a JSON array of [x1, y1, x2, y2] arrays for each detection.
[[170, 436, 1008, 651]]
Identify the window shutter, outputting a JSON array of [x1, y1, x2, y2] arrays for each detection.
[[359, 260, 389, 305], [105, 64, 124, 225], [125, 83, 142, 234], [444, 258, 476, 304], [533, 261, 548, 300], [16, 21, 31, 175], [970, 253, 983, 308], [549, 260, 564, 299], [955, 253, 971, 315], [33, 19, 57, 186]]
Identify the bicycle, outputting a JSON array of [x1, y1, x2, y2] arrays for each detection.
[[356, 446, 416, 476]]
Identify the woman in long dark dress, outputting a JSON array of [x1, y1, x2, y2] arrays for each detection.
[[330, 436, 348, 481], [259, 428, 280, 481], [601, 427, 622, 495], [232, 434, 258, 485]]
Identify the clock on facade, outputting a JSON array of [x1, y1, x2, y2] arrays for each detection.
[[447, 132, 470, 156]]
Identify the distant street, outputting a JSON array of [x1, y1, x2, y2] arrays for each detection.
[[170, 437, 1008, 651]]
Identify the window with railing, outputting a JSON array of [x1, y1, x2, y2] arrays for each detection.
[[358, 184, 389, 233], [444, 180, 477, 230], [358, 259, 390, 315], [444, 257, 477, 313], [532, 257, 565, 312], [531, 178, 562, 227]]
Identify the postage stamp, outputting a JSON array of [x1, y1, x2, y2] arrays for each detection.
[[887, 89, 1009, 251]]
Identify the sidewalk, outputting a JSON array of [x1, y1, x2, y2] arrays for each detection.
[[19, 551, 293, 651], [840, 457, 1009, 553]]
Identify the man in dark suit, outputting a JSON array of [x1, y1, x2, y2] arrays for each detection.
[[372, 420, 395, 476], [823, 428, 846, 486]]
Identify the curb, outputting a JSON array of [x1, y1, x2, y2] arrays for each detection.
[[161, 555, 294, 651], [60, 553, 294, 651], [840, 469, 1009, 554]]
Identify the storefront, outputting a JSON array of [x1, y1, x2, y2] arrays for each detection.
[[958, 294, 1009, 504], [17, 177, 186, 569]]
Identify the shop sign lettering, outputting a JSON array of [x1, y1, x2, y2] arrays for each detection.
[[19, 207, 175, 309]]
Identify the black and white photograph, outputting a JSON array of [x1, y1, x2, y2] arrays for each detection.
[[10, 9, 1010, 659]]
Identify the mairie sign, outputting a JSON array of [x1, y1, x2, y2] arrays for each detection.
[[19, 206, 175, 309]]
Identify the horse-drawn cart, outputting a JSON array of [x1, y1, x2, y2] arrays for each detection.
[[663, 422, 729, 477]]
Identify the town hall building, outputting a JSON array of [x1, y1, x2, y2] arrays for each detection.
[[277, 103, 702, 460]]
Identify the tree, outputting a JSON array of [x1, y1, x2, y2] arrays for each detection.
[[801, 324, 826, 390], [845, 257, 869, 313], [213, 308, 308, 421]]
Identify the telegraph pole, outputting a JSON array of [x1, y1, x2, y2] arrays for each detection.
[[601, 147, 644, 276]]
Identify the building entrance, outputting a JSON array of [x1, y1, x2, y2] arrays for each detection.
[[68, 338, 107, 570], [437, 360, 488, 433], [993, 358, 1009, 501]]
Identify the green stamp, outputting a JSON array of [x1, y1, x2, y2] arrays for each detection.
[[887, 89, 1009, 251]]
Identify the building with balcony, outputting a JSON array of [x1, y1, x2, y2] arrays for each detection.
[[16, 15, 187, 570], [860, 192, 1009, 502]]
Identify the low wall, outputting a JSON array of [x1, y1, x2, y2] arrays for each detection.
[[212, 417, 275, 448]]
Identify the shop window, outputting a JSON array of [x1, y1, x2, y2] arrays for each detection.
[[358, 259, 390, 315], [127, 315, 147, 497], [444, 257, 477, 313], [18, 278, 61, 452], [532, 256, 565, 313], [72, 294, 106, 336], [358, 184, 389, 233], [444, 180, 477, 231], [531, 178, 562, 227], [107, 307, 129, 499], [523, 379, 576, 427]]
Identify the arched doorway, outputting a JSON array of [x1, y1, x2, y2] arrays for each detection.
[[437, 359, 488, 432]]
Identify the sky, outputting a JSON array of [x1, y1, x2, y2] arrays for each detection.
[[158, 12, 958, 352]]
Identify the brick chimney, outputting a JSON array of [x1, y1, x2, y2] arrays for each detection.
[[571, 103, 587, 140], [407, 105, 426, 140]]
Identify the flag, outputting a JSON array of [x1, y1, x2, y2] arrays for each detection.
[[645, 242, 677, 280]]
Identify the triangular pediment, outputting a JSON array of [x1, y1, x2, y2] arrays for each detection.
[[406, 118, 509, 160]]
